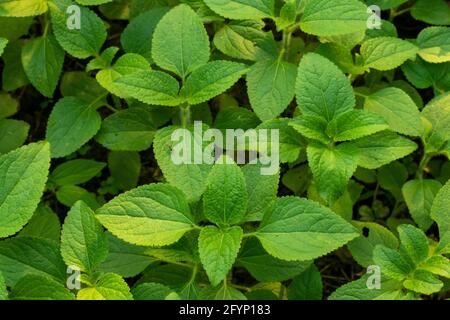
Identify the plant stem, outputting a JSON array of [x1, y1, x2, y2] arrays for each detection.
[[280, 29, 293, 60], [416, 153, 432, 179], [180, 103, 191, 128]]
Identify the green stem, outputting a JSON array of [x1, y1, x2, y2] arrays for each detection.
[[280, 29, 293, 60], [416, 153, 432, 179], [230, 283, 251, 292], [389, 6, 412, 21], [180, 103, 191, 128]]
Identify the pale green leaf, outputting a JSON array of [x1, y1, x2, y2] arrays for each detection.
[[114, 70, 181, 106], [361, 37, 418, 71], [364, 87, 422, 136], [256, 197, 359, 261], [181, 60, 247, 105], [61, 201, 109, 272], [373, 245, 414, 281], [307, 142, 359, 205], [203, 157, 247, 226], [96, 184, 195, 246], [151, 4, 210, 78], [77, 273, 132, 300], [153, 125, 212, 202], [0, 0, 48, 17], [288, 264, 322, 300], [46, 97, 102, 158], [417, 27, 450, 63], [350, 131, 417, 169], [18, 204, 61, 241], [247, 59, 297, 121], [0, 142, 50, 238], [402, 179, 442, 231], [300, 0, 369, 37], [403, 269, 443, 295], [199, 226, 243, 286], [295, 53, 355, 121], [203, 0, 274, 20]]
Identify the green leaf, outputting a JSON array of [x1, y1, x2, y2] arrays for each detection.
[[256, 118, 304, 163], [10, 275, 75, 300], [96, 53, 150, 99], [242, 163, 279, 221], [98, 232, 154, 278], [256, 197, 359, 261], [365, 0, 408, 10], [0, 92, 18, 119], [49, 0, 107, 58], [290, 115, 331, 144], [361, 37, 418, 71], [0, 272, 6, 300], [21, 35, 65, 97], [213, 20, 270, 61], [203, 157, 248, 226], [203, 0, 274, 20], [237, 238, 309, 282], [329, 274, 404, 300], [0, 0, 48, 17], [121, 7, 169, 62], [0, 237, 66, 287], [96, 184, 195, 246], [295, 53, 355, 121], [46, 97, 102, 158], [0, 119, 29, 155], [300, 0, 369, 37], [60, 71, 107, 108], [247, 59, 297, 121], [0, 37, 7, 56], [377, 161, 408, 200], [417, 27, 450, 63], [397, 224, 429, 265], [151, 4, 209, 78], [2, 40, 29, 91], [403, 269, 443, 295], [0, 142, 50, 237], [411, 0, 450, 26], [107, 151, 141, 191], [288, 264, 322, 300], [181, 60, 247, 105], [402, 179, 442, 231], [307, 142, 359, 205], [49, 159, 106, 186], [364, 87, 422, 136], [18, 204, 61, 241], [199, 284, 247, 300], [0, 17, 33, 40], [431, 180, 450, 254], [350, 131, 417, 169], [153, 125, 212, 203], [347, 221, 399, 267], [96, 107, 156, 151], [420, 255, 450, 278], [373, 245, 414, 281], [132, 282, 177, 300], [401, 58, 450, 91], [422, 92, 450, 151], [199, 226, 243, 286], [326, 110, 388, 142], [114, 70, 181, 106], [77, 273, 132, 300], [61, 201, 109, 273], [56, 185, 100, 210]]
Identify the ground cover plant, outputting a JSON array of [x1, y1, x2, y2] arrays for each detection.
[[0, 0, 449, 301]]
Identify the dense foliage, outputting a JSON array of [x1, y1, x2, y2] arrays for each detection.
[[0, 0, 449, 300]]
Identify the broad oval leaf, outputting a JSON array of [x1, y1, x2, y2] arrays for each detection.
[[256, 197, 359, 261], [0, 142, 50, 237], [96, 184, 195, 246]]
